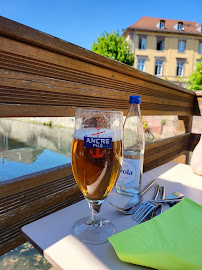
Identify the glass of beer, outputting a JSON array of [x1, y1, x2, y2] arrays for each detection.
[[71, 109, 123, 244]]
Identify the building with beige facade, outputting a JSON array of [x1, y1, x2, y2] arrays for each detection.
[[123, 17, 202, 86]]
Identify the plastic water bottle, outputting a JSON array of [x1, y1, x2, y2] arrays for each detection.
[[116, 95, 145, 196]]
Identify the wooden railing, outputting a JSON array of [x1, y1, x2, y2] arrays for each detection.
[[0, 16, 201, 255]]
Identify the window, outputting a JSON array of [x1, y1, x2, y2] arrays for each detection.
[[155, 61, 163, 76], [178, 22, 183, 31], [160, 20, 165, 29], [199, 42, 202, 54], [156, 38, 165, 51], [176, 61, 184, 77], [178, 41, 186, 53], [139, 37, 146, 50], [137, 59, 145, 71]]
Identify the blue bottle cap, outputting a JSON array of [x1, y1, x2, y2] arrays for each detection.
[[129, 95, 141, 104]]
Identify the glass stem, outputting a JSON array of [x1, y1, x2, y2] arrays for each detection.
[[87, 200, 103, 226]]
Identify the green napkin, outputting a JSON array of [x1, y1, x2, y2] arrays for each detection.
[[108, 198, 202, 270]]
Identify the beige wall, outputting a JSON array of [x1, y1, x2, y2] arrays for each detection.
[[130, 30, 202, 84]]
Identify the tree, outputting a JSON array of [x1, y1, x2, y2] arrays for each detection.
[[188, 57, 202, 90], [91, 30, 134, 66]]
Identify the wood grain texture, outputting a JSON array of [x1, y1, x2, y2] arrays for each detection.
[[178, 116, 193, 163], [0, 192, 83, 256], [0, 235, 25, 257], [186, 133, 201, 152], [0, 179, 80, 228], [0, 33, 197, 117], [0, 164, 72, 199], [194, 92, 202, 116], [0, 16, 196, 95], [144, 134, 191, 172]]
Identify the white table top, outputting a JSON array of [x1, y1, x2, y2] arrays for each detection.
[[22, 162, 202, 270]]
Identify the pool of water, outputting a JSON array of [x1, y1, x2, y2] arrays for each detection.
[[0, 119, 73, 182]]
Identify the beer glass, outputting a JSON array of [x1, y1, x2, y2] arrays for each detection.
[[71, 109, 123, 244]]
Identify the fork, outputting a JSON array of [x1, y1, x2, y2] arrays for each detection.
[[144, 186, 165, 221], [132, 201, 159, 223], [132, 191, 184, 223]]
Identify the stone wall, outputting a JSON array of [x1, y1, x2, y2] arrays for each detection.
[[143, 115, 202, 140], [10, 115, 202, 137], [12, 117, 75, 128]]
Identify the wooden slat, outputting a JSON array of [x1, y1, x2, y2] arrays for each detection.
[[0, 163, 83, 255], [186, 133, 201, 152], [0, 16, 196, 95], [0, 179, 79, 228], [0, 49, 194, 100], [0, 164, 72, 199], [1, 235, 25, 257], [0, 103, 77, 117], [144, 134, 191, 172], [0, 192, 83, 256], [0, 69, 193, 108], [0, 33, 197, 117]]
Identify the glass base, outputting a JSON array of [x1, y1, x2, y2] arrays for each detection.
[[116, 183, 140, 196], [73, 216, 115, 244]]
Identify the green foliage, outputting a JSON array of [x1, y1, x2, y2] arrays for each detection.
[[91, 30, 134, 66], [188, 57, 202, 90], [161, 119, 166, 126], [142, 120, 149, 131], [176, 76, 186, 83]]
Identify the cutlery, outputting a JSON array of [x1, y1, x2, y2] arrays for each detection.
[[125, 179, 157, 209], [132, 201, 158, 223], [109, 179, 157, 214], [109, 201, 141, 215], [130, 195, 184, 217], [110, 186, 184, 215], [143, 190, 183, 222], [109, 184, 160, 215], [150, 197, 183, 203], [154, 186, 165, 216], [132, 192, 184, 223], [144, 186, 165, 221], [168, 192, 184, 207]]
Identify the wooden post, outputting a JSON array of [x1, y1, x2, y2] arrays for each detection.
[[178, 115, 193, 164]]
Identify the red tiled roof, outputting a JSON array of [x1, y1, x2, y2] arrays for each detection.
[[128, 16, 201, 35]]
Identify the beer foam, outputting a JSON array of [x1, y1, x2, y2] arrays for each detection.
[[74, 128, 123, 141]]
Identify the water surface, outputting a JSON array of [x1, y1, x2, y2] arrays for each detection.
[[0, 119, 73, 182]]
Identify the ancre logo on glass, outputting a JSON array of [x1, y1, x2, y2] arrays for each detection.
[[83, 127, 112, 158]]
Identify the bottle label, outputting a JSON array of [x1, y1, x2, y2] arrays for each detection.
[[117, 158, 140, 187]]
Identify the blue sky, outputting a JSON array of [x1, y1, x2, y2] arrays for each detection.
[[1, 0, 201, 50]]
